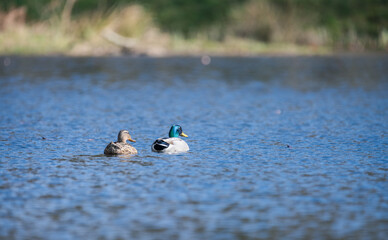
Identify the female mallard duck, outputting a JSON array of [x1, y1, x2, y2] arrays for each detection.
[[104, 130, 137, 155], [151, 125, 189, 153]]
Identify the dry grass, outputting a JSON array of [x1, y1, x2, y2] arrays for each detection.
[[0, 2, 371, 56], [0, 23, 71, 55]]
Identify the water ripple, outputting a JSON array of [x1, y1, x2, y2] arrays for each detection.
[[0, 56, 387, 239]]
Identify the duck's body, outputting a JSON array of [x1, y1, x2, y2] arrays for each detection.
[[104, 130, 137, 155], [104, 141, 138, 155], [152, 137, 189, 153], [152, 125, 189, 154]]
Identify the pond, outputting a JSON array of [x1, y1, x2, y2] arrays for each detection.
[[0, 55, 387, 239]]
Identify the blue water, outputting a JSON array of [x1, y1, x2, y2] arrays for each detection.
[[0, 55, 387, 239]]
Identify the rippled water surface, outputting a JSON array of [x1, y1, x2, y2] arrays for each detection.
[[1, 55, 387, 239]]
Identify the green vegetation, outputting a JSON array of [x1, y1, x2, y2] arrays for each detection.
[[142, 0, 245, 38], [271, 0, 388, 48], [0, 0, 386, 56]]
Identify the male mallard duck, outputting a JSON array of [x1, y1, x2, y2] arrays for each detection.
[[151, 125, 189, 153], [104, 130, 137, 155]]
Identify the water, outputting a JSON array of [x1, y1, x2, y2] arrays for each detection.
[[0, 55, 387, 239]]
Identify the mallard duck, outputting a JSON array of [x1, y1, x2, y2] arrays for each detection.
[[104, 130, 137, 155], [151, 125, 189, 153]]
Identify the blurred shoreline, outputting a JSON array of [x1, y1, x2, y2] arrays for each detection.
[[1, 2, 386, 57]]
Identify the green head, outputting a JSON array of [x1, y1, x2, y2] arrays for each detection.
[[169, 125, 188, 138]]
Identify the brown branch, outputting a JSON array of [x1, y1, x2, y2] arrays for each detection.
[[101, 28, 137, 49]]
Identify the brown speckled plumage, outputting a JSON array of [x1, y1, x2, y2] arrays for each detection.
[[104, 130, 137, 155]]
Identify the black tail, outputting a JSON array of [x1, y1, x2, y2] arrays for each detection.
[[152, 139, 169, 151]]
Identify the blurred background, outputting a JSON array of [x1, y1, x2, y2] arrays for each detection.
[[0, 0, 387, 56], [1, 1, 388, 240]]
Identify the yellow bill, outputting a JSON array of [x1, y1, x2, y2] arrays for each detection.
[[180, 132, 188, 137]]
